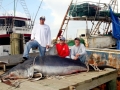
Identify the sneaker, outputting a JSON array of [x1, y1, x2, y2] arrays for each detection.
[[23, 57, 28, 60]]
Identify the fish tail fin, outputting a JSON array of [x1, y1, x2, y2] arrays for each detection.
[[89, 65, 116, 71], [98, 65, 116, 70]]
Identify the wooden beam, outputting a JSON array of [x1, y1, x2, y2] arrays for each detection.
[[66, 17, 111, 22], [93, 21, 103, 35], [106, 79, 117, 90]]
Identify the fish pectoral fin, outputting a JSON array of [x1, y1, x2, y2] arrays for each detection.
[[29, 77, 42, 82], [29, 73, 43, 82], [33, 72, 42, 78]]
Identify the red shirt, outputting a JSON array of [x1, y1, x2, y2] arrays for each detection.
[[56, 43, 69, 58]]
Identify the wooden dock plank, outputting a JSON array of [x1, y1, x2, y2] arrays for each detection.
[[0, 83, 10, 90], [0, 69, 117, 90], [76, 72, 117, 90], [0, 80, 57, 90], [35, 79, 70, 90], [58, 69, 116, 85]]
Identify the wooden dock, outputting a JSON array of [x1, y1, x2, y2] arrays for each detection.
[[0, 68, 117, 90]]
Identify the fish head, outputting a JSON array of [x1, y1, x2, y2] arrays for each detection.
[[0, 71, 22, 87], [0, 65, 28, 81], [0, 59, 35, 87], [0, 61, 34, 82]]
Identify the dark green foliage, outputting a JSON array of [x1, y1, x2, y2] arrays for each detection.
[[67, 38, 85, 46]]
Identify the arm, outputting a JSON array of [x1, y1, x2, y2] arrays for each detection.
[[79, 44, 86, 55], [65, 44, 70, 56], [47, 26, 51, 46], [31, 25, 36, 40], [71, 46, 75, 59], [54, 45, 58, 55]]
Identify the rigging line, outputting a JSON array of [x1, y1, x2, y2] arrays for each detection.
[[0, 5, 8, 14], [69, 0, 78, 16], [33, 0, 43, 25], [3, 0, 14, 8], [93, 0, 101, 21], [101, 8, 120, 26], [1, 0, 15, 16]]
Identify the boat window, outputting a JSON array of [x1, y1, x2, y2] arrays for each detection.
[[81, 34, 85, 37], [0, 37, 10, 45], [0, 19, 5, 26], [14, 20, 25, 27]]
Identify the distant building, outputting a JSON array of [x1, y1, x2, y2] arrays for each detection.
[[76, 29, 90, 38]]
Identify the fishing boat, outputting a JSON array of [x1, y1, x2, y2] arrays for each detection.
[[0, 0, 118, 90], [0, 0, 33, 56]]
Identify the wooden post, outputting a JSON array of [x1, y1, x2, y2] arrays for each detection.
[[106, 79, 117, 90], [10, 33, 20, 55], [0, 62, 7, 72], [10, 34, 14, 55], [20, 34, 24, 54], [15, 33, 20, 54]]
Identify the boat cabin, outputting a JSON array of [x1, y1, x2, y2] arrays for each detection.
[[0, 16, 32, 56]]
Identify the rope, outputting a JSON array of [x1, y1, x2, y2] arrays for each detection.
[[33, 56, 37, 66]]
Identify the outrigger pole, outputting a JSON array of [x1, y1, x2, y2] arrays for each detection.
[[33, 0, 43, 25], [14, 0, 15, 17]]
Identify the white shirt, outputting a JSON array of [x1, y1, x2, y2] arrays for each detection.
[[31, 24, 51, 47], [71, 43, 86, 59]]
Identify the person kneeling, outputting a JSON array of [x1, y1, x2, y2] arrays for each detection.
[[71, 37, 86, 63], [55, 37, 70, 58]]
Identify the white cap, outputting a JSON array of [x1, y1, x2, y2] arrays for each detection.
[[40, 16, 45, 20], [60, 37, 65, 41]]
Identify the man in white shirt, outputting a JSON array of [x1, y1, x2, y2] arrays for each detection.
[[23, 16, 51, 60], [71, 37, 86, 63]]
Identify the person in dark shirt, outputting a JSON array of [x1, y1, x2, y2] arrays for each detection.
[[108, 30, 112, 36]]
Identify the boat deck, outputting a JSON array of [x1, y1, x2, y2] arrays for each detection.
[[0, 68, 117, 90]]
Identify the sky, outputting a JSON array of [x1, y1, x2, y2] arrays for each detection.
[[0, 0, 120, 39]]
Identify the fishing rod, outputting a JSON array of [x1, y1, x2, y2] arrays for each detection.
[[33, 0, 43, 25]]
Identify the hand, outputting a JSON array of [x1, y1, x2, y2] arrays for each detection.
[[46, 45, 50, 49], [74, 56, 78, 60], [76, 53, 80, 57], [29, 39, 34, 41]]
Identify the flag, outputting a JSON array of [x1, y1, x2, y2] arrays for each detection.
[[109, 6, 120, 49], [109, 6, 120, 39]]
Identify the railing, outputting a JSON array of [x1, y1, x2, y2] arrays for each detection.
[[0, 25, 32, 35]]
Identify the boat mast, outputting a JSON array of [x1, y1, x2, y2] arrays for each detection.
[[14, 0, 15, 17]]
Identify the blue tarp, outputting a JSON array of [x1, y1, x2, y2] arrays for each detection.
[[109, 6, 120, 49]]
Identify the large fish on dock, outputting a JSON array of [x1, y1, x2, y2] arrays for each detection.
[[0, 55, 114, 87]]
